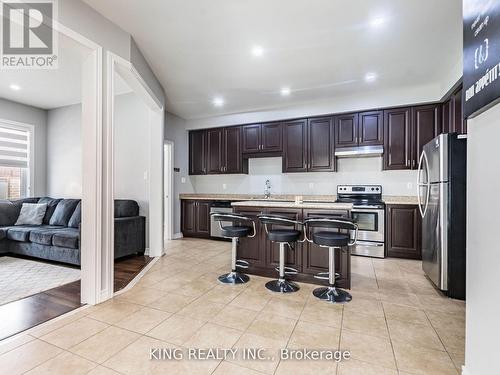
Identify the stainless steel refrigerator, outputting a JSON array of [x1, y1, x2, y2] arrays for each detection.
[[417, 133, 467, 300]]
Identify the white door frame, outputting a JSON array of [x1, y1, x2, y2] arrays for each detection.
[[106, 52, 164, 299], [164, 141, 174, 243], [50, 22, 103, 306]]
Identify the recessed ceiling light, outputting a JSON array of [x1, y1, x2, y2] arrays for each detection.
[[251, 45, 264, 57], [280, 87, 291, 96], [364, 73, 377, 83], [370, 17, 386, 28], [212, 97, 224, 107], [9, 84, 21, 91]]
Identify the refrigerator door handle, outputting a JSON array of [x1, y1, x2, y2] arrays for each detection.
[[417, 151, 430, 218]]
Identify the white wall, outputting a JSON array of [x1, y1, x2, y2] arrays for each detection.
[[465, 102, 500, 375], [114, 92, 150, 245], [46, 104, 82, 197], [0, 98, 47, 196], [192, 157, 416, 197], [164, 112, 194, 235]]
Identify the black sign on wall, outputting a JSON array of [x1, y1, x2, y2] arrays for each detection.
[[463, 0, 500, 119]]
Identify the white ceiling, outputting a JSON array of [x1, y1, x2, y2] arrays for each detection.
[[0, 33, 91, 110], [84, 0, 462, 119]]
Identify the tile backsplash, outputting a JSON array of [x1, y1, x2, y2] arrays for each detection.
[[191, 156, 418, 196]]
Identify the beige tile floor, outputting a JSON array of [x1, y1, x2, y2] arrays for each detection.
[[0, 238, 465, 375]]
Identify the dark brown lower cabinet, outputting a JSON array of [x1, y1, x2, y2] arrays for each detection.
[[181, 200, 212, 238], [386, 204, 422, 259], [234, 206, 351, 288]]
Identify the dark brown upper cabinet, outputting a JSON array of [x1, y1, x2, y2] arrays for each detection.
[[442, 86, 466, 135], [206, 128, 223, 174], [223, 126, 243, 173], [334, 113, 358, 148], [359, 111, 383, 146], [412, 104, 442, 168], [242, 123, 282, 153], [307, 117, 335, 172], [283, 117, 335, 173], [241, 124, 261, 153], [189, 127, 245, 175], [283, 119, 308, 172], [383, 107, 412, 170], [189, 130, 206, 175]]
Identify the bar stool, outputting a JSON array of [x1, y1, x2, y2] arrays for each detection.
[[258, 214, 304, 293], [210, 212, 256, 284], [304, 217, 358, 303]]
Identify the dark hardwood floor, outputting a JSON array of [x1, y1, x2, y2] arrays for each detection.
[[114, 255, 153, 292], [0, 254, 153, 341]]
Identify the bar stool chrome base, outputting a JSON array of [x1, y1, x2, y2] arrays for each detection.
[[218, 271, 250, 285], [265, 279, 300, 293], [313, 286, 352, 303]]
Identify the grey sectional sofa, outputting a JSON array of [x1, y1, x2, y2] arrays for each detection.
[[0, 198, 145, 266]]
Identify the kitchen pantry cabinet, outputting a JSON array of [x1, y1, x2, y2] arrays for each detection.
[[335, 111, 383, 148], [189, 126, 246, 175], [242, 123, 282, 153], [282, 117, 335, 173], [386, 204, 422, 259], [181, 200, 212, 238]]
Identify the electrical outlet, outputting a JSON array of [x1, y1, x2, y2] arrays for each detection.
[[222, 183, 227, 190], [407, 182, 413, 190], [181, 177, 186, 184], [309, 182, 314, 189], [143, 171, 148, 180]]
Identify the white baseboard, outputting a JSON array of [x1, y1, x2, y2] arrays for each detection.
[[461, 365, 469, 375], [172, 232, 183, 239], [144, 247, 150, 256]]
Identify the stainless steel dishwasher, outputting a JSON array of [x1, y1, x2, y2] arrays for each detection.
[[210, 201, 233, 239]]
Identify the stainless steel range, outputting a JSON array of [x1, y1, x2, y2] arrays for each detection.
[[335, 185, 385, 258]]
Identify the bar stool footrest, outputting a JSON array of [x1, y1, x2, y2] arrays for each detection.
[[236, 260, 250, 269], [274, 266, 298, 275], [313, 272, 341, 280]]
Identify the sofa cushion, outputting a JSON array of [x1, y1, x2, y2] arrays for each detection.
[[29, 226, 65, 246], [52, 229, 80, 249], [114, 200, 139, 218], [6, 226, 37, 242], [38, 197, 62, 224], [49, 199, 80, 226], [68, 202, 81, 228], [15, 203, 47, 225]]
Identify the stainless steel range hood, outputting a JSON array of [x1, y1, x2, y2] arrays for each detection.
[[335, 145, 384, 158]]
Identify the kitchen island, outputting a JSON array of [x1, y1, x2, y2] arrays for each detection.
[[231, 200, 353, 289]]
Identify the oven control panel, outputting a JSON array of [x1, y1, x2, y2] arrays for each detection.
[[337, 185, 382, 194]]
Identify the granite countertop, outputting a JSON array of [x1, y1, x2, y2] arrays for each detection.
[[178, 193, 338, 202], [231, 200, 353, 210], [179, 193, 419, 206]]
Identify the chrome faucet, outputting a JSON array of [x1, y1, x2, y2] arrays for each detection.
[[264, 179, 271, 199]]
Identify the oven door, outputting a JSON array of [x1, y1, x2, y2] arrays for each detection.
[[351, 208, 385, 242]]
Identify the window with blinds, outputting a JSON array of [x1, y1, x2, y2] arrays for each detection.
[[0, 124, 30, 169]]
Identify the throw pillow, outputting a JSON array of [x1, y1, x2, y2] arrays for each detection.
[[15, 203, 48, 226]]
